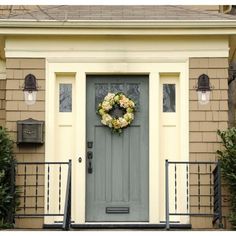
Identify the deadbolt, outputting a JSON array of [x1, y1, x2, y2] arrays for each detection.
[[87, 141, 93, 148], [88, 161, 93, 174]]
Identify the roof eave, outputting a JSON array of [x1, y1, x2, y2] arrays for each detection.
[[0, 19, 236, 27], [1, 20, 236, 35]]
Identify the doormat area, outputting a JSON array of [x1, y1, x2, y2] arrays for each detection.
[[43, 223, 192, 230]]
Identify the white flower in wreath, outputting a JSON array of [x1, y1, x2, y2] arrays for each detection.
[[101, 101, 112, 111], [101, 114, 113, 126], [118, 117, 129, 128], [104, 93, 115, 102]]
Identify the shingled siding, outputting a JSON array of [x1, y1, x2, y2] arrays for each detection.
[[3, 57, 230, 229], [5, 58, 45, 228], [0, 80, 6, 127], [189, 57, 229, 229]]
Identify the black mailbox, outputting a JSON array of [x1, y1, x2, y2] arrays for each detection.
[[17, 118, 44, 144]]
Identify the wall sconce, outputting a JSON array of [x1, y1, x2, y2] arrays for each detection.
[[196, 74, 211, 105], [23, 74, 38, 105]]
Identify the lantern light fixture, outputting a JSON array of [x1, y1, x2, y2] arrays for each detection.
[[23, 74, 38, 105], [196, 74, 211, 105]]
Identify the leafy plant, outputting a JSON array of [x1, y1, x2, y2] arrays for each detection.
[[0, 127, 19, 229], [217, 127, 236, 228]]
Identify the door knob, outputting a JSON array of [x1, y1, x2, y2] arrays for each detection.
[[87, 151, 93, 159]]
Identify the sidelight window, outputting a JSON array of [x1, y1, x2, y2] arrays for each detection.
[[59, 83, 72, 112], [163, 84, 176, 112]]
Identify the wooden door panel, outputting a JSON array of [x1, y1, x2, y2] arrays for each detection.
[[86, 75, 148, 222]]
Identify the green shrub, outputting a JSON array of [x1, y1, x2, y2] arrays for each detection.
[[217, 127, 236, 228], [0, 127, 19, 229]]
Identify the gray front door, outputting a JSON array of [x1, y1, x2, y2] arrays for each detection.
[[86, 75, 149, 222]]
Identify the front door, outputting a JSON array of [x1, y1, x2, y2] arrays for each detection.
[[86, 75, 149, 222]]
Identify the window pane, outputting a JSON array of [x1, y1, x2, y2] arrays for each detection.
[[59, 84, 72, 112], [127, 83, 140, 111], [95, 83, 108, 110], [163, 84, 176, 112]]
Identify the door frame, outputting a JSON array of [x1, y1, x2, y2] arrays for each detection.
[[46, 60, 189, 224]]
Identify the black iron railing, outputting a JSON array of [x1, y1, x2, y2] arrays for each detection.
[[10, 159, 222, 230], [12, 160, 72, 230], [165, 160, 222, 230], [62, 160, 72, 230], [212, 161, 223, 228]]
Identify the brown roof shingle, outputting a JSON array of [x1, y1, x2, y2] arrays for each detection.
[[0, 5, 236, 21]]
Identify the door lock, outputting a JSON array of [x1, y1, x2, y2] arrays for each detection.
[[88, 161, 93, 174], [87, 151, 93, 174], [87, 141, 93, 149]]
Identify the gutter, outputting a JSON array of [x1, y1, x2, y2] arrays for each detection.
[[0, 19, 236, 29], [1, 19, 236, 36]]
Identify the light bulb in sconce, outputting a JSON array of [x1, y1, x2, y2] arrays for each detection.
[[28, 92, 33, 101], [24, 91, 37, 105], [23, 74, 38, 105], [197, 91, 210, 105]]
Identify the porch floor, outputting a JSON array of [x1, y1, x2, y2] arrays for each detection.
[[43, 223, 192, 230]]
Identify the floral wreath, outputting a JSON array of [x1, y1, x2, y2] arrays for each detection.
[[97, 92, 136, 133]]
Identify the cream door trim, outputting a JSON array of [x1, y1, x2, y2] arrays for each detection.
[[45, 60, 189, 224]]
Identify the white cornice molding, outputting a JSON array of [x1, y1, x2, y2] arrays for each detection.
[[1, 27, 236, 36], [1, 20, 236, 28], [1, 20, 236, 35]]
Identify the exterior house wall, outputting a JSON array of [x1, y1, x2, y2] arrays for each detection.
[[3, 36, 230, 229], [0, 60, 6, 127], [0, 80, 6, 127], [5, 58, 45, 228], [189, 57, 228, 162], [228, 61, 236, 127], [189, 57, 229, 229]]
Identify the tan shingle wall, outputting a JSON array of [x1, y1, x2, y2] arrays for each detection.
[[6, 58, 45, 229], [189, 58, 228, 162], [0, 80, 6, 127], [189, 57, 230, 229], [5, 58, 45, 156], [4, 56, 230, 229]]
